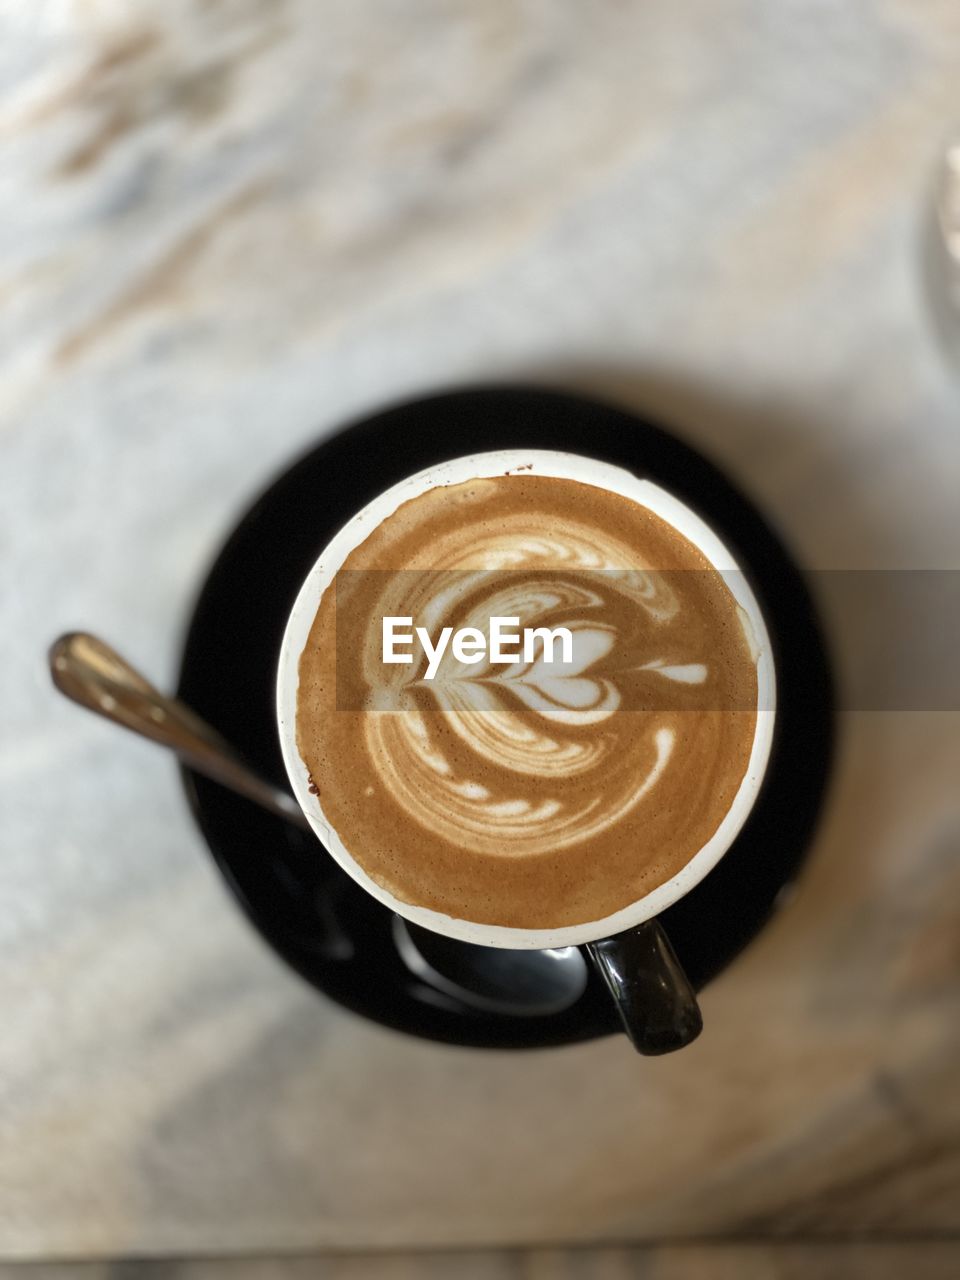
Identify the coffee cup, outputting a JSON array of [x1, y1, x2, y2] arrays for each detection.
[[277, 450, 776, 1052]]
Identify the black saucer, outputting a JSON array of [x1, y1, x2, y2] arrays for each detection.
[[176, 386, 834, 1049]]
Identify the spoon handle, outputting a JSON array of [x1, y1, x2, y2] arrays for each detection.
[[49, 632, 310, 830]]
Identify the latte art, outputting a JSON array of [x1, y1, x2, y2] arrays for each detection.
[[297, 475, 759, 929], [359, 574, 707, 857]]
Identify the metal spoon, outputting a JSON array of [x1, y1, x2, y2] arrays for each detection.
[[48, 632, 309, 830], [49, 632, 592, 1015], [392, 916, 589, 1017]]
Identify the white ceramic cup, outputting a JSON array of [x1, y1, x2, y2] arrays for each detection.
[[277, 449, 776, 953]]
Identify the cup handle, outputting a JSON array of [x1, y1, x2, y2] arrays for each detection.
[[585, 919, 703, 1055]]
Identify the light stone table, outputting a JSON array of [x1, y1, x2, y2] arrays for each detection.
[[2, 1, 959, 1275]]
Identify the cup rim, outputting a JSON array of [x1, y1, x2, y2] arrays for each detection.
[[277, 448, 777, 949]]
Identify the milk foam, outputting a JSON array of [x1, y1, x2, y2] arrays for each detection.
[[296, 475, 759, 930]]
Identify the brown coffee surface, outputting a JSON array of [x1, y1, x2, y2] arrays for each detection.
[[296, 475, 759, 930]]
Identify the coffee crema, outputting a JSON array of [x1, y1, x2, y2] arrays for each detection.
[[296, 475, 759, 930]]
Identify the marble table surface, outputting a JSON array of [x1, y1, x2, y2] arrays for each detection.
[[2, 0, 959, 1264]]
